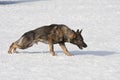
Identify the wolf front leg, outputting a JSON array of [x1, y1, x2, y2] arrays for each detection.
[[59, 42, 72, 56], [49, 36, 56, 56], [8, 43, 14, 54]]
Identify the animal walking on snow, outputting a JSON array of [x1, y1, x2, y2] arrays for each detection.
[[8, 24, 87, 56]]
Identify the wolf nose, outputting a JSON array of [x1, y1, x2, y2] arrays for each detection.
[[83, 43, 87, 48]]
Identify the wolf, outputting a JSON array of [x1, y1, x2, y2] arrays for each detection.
[[8, 24, 87, 56]]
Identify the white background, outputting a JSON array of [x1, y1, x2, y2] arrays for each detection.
[[0, 0, 120, 80]]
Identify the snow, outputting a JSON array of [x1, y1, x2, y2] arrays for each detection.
[[0, 0, 120, 80]]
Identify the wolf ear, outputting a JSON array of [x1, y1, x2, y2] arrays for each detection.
[[76, 29, 79, 33], [80, 29, 83, 34]]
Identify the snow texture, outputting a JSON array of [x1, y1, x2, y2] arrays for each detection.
[[0, 0, 120, 80]]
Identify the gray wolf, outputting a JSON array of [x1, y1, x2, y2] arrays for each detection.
[[8, 24, 87, 56]]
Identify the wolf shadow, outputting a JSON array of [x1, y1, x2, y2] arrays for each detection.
[[17, 50, 115, 56]]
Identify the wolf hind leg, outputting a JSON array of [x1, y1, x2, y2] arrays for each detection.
[[13, 47, 17, 53], [8, 42, 19, 54], [8, 43, 14, 54]]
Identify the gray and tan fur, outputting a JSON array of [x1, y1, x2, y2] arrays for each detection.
[[8, 24, 87, 56]]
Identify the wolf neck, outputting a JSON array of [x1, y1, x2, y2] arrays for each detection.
[[62, 31, 75, 43]]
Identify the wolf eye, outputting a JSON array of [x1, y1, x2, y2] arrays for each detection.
[[73, 37, 77, 40]]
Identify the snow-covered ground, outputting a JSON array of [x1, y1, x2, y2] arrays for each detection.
[[0, 0, 120, 80]]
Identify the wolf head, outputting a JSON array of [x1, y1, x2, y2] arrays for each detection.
[[70, 29, 87, 49]]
